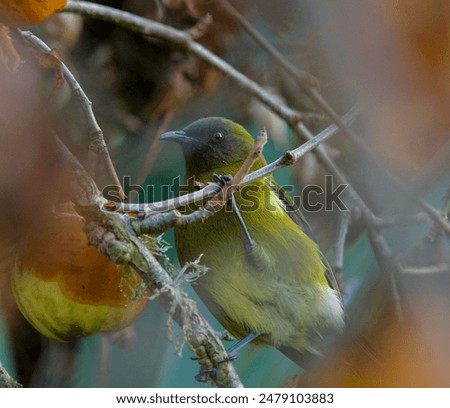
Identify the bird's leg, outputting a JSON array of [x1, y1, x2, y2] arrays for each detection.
[[190, 330, 234, 361], [212, 173, 270, 270], [191, 331, 260, 366], [217, 330, 235, 342], [229, 193, 255, 251], [212, 173, 255, 249], [226, 332, 260, 361]]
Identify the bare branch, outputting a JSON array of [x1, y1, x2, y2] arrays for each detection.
[[372, 212, 429, 229], [419, 200, 450, 236], [63, 1, 316, 126], [211, 0, 450, 239], [213, 0, 370, 154], [216, 0, 319, 88], [60, 2, 415, 322], [19, 30, 126, 202], [133, 129, 267, 234], [367, 228, 403, 320], [399, 264, 450, 275], [63, 2, 447, 240], [116, 110, 356, 215], [62, 2, 380, 229], [334, 207, 351, 286], [122, 218, 243, 387], [248, 110, 356, 183]]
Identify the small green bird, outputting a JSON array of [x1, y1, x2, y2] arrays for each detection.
[[161, 117, 344, 364]]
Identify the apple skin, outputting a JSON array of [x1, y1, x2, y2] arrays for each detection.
[[0, 0, 67, 26], [11, 208, 149, 342]]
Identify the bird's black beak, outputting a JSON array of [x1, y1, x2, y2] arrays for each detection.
[[160, 130, 195, 145]]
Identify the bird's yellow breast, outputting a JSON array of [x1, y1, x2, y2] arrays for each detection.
[[174, 173, 342, 351]]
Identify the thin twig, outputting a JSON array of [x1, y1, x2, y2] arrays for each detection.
[[97, 336, 109, 387], [61, 2, 412, 319], [63, 1, 448, 239], [399, 264, 450, 275], [214, 0, 368, 151], [334, 207, 351, 289], [367, 228, 403, 320], [116, 109, 356, 215], [372, 212, 429, 229], [133, 129, 267, 234], [19, 30, 126, 202], [122, 217, 243, 387], [419, 200, 450, 235], [202, 128, 267, 211], [63, 1, 317, 126], [216, 0, 319, 88], [214, 0, 450, 236]]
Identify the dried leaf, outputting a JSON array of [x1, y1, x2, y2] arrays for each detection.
[[0, 24, 21, 71]]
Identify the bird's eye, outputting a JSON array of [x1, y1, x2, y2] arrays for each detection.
[[212, 132, 225, 144]]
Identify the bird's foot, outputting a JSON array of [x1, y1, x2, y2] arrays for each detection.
[[212, 173, 233, 187], [195, 366, 217, 383], [217, 330, 235, 342], [225, 351, 240, 362], [220, 332, 260, 363], [194, 181, 207, 190]]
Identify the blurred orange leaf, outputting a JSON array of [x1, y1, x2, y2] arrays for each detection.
[[0, 0, 67, 27], [0, 24, 20, 70]]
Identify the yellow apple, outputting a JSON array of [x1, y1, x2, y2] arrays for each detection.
[[11, 206, 149, 342]]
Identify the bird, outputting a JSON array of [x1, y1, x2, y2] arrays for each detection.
[[160, 117, 345, 365]]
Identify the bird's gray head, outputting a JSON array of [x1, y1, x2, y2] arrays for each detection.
[[160, 117, 255, 176]]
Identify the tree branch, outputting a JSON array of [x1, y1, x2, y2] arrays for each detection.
[[216, 0, 319, 88], [115, 109, 356, 215], [419, 200, 450, 236], [208, 0, 450, 243], [132, 129, 267, 234], [399, 264, 450, 275], [213, 0, 369, 152], [63, 1, 446, 245], [333, 207, 351, 288], [61, 2, 380, 227], [63, 1, 317, 126], [371, 212, 429, 229], [19, 30, 126, 202], [53, 136, 243, 387], [367, 228, 403, 320]]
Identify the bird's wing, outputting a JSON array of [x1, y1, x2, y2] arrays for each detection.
[[267, 177, 343, 297]]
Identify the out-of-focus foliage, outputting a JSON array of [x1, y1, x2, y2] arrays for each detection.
[[0, 0, 67, 26], [0, 0, 449, 387]]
